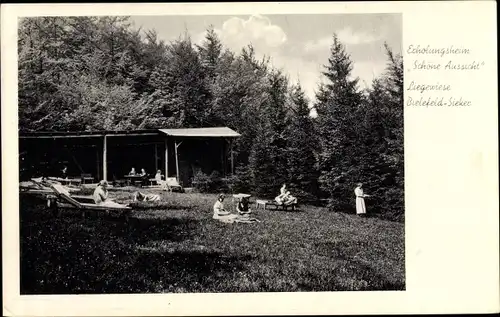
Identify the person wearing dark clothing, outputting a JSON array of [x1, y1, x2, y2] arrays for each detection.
[[236, 196, 252, 216]]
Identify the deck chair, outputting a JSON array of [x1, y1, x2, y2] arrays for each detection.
[[49, 184, 132, 221], [255, 199, 297, 211], [21, 178, 79, 196], [165, 177, 184, 192]]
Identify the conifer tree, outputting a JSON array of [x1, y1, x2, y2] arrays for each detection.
[[285, 84, 319, 201], [315, 34, 363, 211], [197, 25, 222, 79], [246, 69, 289, 196], [149, 36, 212, 128], [360, 44, 404, 221]]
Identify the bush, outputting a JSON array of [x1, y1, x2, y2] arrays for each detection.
[[192, 170, 230, 193], [208, 171, 223, 192], [192, 170, 211, 193], [230, 165, 253, 194], [286, 187, 318, 205]]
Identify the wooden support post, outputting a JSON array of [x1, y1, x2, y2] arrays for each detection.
[[96, 148, 100, 181], [103, 135, 107, 181], [164, 139, 169, 178], [174, 140, 183, 183], [230, 139, 234, 175], [221, 139, 225, 177], [154, 143, 158, 173]]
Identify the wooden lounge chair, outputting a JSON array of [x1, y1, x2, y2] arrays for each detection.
[[165, 177, 184, 192], [20, 178, 79, 196], [49, 184, 132, 221], [255, 199, 297, 211]]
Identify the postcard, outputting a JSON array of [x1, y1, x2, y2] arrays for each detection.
[[2, 1, 498, 316]]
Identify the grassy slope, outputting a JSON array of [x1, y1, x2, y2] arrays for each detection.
[[20, 190, 404, 294]]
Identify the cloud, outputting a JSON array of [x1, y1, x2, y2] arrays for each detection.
[[222, 15, 287, 49], [303, 37, 333, 55], [191, 15, 387, 104], [351, 61, 387, 88], [193, 15, 287, 53], [276, 55, 323, 101], [336, 27, 380, 45], [303, 27, 380, 56]]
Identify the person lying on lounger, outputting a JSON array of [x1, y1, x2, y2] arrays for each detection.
[[133, 191, 160, 202], [275, 184, 298, 205], [93, 180, 127, 207]]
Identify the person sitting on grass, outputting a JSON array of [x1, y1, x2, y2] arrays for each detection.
[[213, 194, 236, 220], [133, 191, 160, 202], [236, 196, 252, 216], [93, 180, 128, 207]]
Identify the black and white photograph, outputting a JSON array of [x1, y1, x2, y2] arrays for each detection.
[[18, 13, 404, 294]]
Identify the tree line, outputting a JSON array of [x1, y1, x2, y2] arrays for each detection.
[[18, 17, 403, 221]]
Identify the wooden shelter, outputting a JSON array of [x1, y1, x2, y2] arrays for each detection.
[[19, 127, 241, 186]]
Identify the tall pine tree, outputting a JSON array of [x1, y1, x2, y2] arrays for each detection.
[[285, 84, 319, 202], [360, 44, 404, 221], [315, 34, 363, 211], [248, 69, 289, 197]]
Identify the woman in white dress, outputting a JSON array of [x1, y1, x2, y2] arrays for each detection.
[[354, 183, 371, 216], [213, 194, 237, 221]]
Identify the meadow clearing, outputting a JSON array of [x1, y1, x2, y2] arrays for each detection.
[[20, 189, 405, 293]]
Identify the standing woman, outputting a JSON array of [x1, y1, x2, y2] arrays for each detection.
[[354, 183, 371, 216]]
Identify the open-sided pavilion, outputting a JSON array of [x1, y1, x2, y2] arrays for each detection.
[[19, 127, 241, 187]]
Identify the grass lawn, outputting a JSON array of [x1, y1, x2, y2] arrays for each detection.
[[20, 189, 405, 293]]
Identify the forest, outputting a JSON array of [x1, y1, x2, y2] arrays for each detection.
[[18, 16, 404, 222]]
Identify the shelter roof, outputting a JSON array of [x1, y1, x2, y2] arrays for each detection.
[[158, 127, 240, 138], [19, 127, 241, 139]]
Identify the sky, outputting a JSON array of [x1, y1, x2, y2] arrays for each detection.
[[129, 14, 402, 103]]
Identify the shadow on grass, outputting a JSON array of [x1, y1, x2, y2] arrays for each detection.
[[130, 250, 251, 293], [21, 247, 250, 294], [307, 241, 405, 291], [20, 197, 246, 294]]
